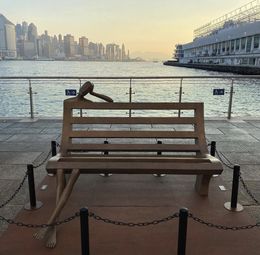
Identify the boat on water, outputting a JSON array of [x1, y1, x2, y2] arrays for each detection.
[[165, 0, 260, 74]]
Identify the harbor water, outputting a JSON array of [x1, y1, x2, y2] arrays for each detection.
[[0, 60, 259, 118]]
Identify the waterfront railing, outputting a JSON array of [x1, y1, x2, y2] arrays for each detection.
[[0, 75, 260, 119]]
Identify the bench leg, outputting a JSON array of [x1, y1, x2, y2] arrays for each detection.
[[195, 174, 212, 196], [34, 169, 80, 248]]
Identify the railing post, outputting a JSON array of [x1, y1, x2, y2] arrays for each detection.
[[178, 78, 183, 117], [177, 208, 188, 255], [24, 164, 43, 210], [129, 78, 132, 117], [80, 207, 90, 255], [79, 79, 83, 117], [227, 79, 234, 120], [224, 165, 244, 212], [28, 79, 34, 119], [154, 140, 166, 177]]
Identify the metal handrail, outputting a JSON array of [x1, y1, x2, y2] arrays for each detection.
[[1, 75, 260, 79], [1, 75, 260, 119]]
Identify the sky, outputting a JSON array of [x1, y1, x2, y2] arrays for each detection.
[[1, 0, 249, 60]]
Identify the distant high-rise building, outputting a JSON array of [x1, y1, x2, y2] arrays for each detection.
[[15, 23, 22, 40], [64, 34, 75, 58], [0, 14, 17, 58], [28, 23, 38, 42], [22, 21, 28, 40], [79, 36, 88, 56], [122, 43, 126, 61]]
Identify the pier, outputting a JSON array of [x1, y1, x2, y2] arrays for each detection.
[[0, 117, 259, 254]]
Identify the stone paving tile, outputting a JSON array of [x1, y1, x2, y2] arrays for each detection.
[[0, 180, 28, 206], [221, 152, 260, 165], [0, 152, 42, 164], [40, 128, 61, 134], [1, 128, 44, 134], [0, 122, 13, 129], [0, 205, 24, 232], [0, 135, 12, 142], [0, 142, 52, 152], [215, 141, 260, 152], [206, 134, 258, 142], [251, 133, 260, 141], [205, 127, 223, 135], [6, 134, 59, 142], [0, 165, 28, 180]]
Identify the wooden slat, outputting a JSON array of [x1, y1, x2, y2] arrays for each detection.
[[68, 102, 202, 110], [67, 143, 200, 152], [69, 130, 197, 138], [57, 156, 210, 163], [71, 117, 197, 125]]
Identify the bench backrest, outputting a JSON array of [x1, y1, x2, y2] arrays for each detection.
[[60, 96, 208, 157]]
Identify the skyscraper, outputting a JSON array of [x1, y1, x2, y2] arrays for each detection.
[[64, 34, 75, 58], [79, 36, 88, 56], [0, 14, 17, 59]]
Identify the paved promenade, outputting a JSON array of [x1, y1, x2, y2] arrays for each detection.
[[0, 117, 259, 254]]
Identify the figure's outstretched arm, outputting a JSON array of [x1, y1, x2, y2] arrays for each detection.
[[78, 81, 113, 102]]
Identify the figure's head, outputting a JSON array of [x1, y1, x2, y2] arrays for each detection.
[[78, 81, 94, 98]]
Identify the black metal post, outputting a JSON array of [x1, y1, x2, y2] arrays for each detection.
[[101, 141, 111, 177], [80, 208, 90, 255], [104, 140, 109, 155], [231, 165, 240, 209], [24, 164, 43, 210], [51, 140, 57, 156], [27, 164, 36, 207], [157, 140, 162, 155], [177, 208, 188, 255], [210, 141, 216, 157]]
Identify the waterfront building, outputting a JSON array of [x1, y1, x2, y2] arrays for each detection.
[[0, 14, 17, 59], [64, 34, 75, 58], [175, 0, 260, 67], [28, 23, 38, 42], [21, 21, 28, 40], [122, 43, 126, 61], [79, 36, 88, 56], [15, 23, 22, 40]]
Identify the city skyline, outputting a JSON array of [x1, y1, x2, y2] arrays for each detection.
[[2, 0, 248, 60]]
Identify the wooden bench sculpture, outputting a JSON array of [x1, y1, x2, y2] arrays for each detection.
[[34, 81, 223, 248]]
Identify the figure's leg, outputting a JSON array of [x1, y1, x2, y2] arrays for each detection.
[[34, 169, 80, 246], [34, 169, 66, 242], [195, 174, 212, 196], [45, 169, 66, 248]]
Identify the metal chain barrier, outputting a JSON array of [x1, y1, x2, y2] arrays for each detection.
[[88, 211, 179, 227], [211, 143, 260, 206], [0, 171, 28, 209], [1, 209, 260, 231], [189, 213, 260, 230], [0, 212, 80, 228], [239, 174, 260, 205]]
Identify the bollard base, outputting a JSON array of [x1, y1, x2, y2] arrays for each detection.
[[24, 201, 43, 211], [224, 202, 244, 212], [100, 173, 112, 177], [153, 174, 166, 177]]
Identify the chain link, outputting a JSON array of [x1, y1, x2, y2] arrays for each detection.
[[239, 173, 260, 205], [32, 149, 52, 169], [0, 212, 80, 228], [0, 171, 28, 209], [189, 213, 260, 230], [88, 211, 179, 227]]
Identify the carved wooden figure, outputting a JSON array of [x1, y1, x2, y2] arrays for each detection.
[[33, 81, 113, 248]]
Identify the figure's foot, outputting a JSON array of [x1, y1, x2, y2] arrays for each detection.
[[45, 226, 57, 248], [33, 227, 51, 240]]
